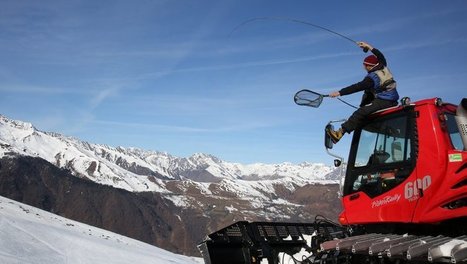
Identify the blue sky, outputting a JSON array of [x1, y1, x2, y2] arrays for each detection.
[[1, 0, 465, 164]]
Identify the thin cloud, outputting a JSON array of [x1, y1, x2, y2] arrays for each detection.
[[89, 87, 119, 109], [0, 84, 90, 95], [116, 50, 359, 82], [91, 118, 277, 133]]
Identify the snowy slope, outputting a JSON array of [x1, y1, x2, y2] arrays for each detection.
[[0, 195, 203, 264]]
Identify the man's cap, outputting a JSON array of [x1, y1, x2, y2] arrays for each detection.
[[363, 55, 378, 66]]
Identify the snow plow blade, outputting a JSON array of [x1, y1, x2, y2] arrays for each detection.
[[197, 220, 345, 264]]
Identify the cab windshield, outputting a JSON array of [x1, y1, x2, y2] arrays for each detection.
[[344, 110, 416, 198]]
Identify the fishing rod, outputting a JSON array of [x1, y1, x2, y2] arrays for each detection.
[[229, 16, 368, 52]]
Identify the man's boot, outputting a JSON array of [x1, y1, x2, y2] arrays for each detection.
[[326, 127, 344, 143]]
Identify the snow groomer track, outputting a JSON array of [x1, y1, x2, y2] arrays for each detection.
[[320, 233, 467, 263]]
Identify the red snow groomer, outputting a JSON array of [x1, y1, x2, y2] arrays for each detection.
[[198, 96, 467, 264]]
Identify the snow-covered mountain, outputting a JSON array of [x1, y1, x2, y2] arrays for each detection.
[[0, 195, 202, 264], [0, 114, 337, 200]]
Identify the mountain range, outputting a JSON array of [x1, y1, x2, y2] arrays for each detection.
[[0, 114, 342, 256]]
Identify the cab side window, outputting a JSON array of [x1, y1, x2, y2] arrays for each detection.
[[446, 113, 463, 150]]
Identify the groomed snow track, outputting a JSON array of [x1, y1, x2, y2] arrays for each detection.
[[198, 221, 467, 264]]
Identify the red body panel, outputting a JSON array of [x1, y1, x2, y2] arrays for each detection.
[[341, 99, 467, 225]]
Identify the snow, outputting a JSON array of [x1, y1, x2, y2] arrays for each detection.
[[0, 115, 337, 186], [0, 196, 203, 264], [0, 114, 339, 217]]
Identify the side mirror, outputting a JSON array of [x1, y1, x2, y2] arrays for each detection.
[[334, 159, 342, 167], [325, 124, 334, 149]]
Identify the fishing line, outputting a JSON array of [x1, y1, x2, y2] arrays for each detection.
[[231, 17, 362, 109], [337, 98, 358, 109]]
